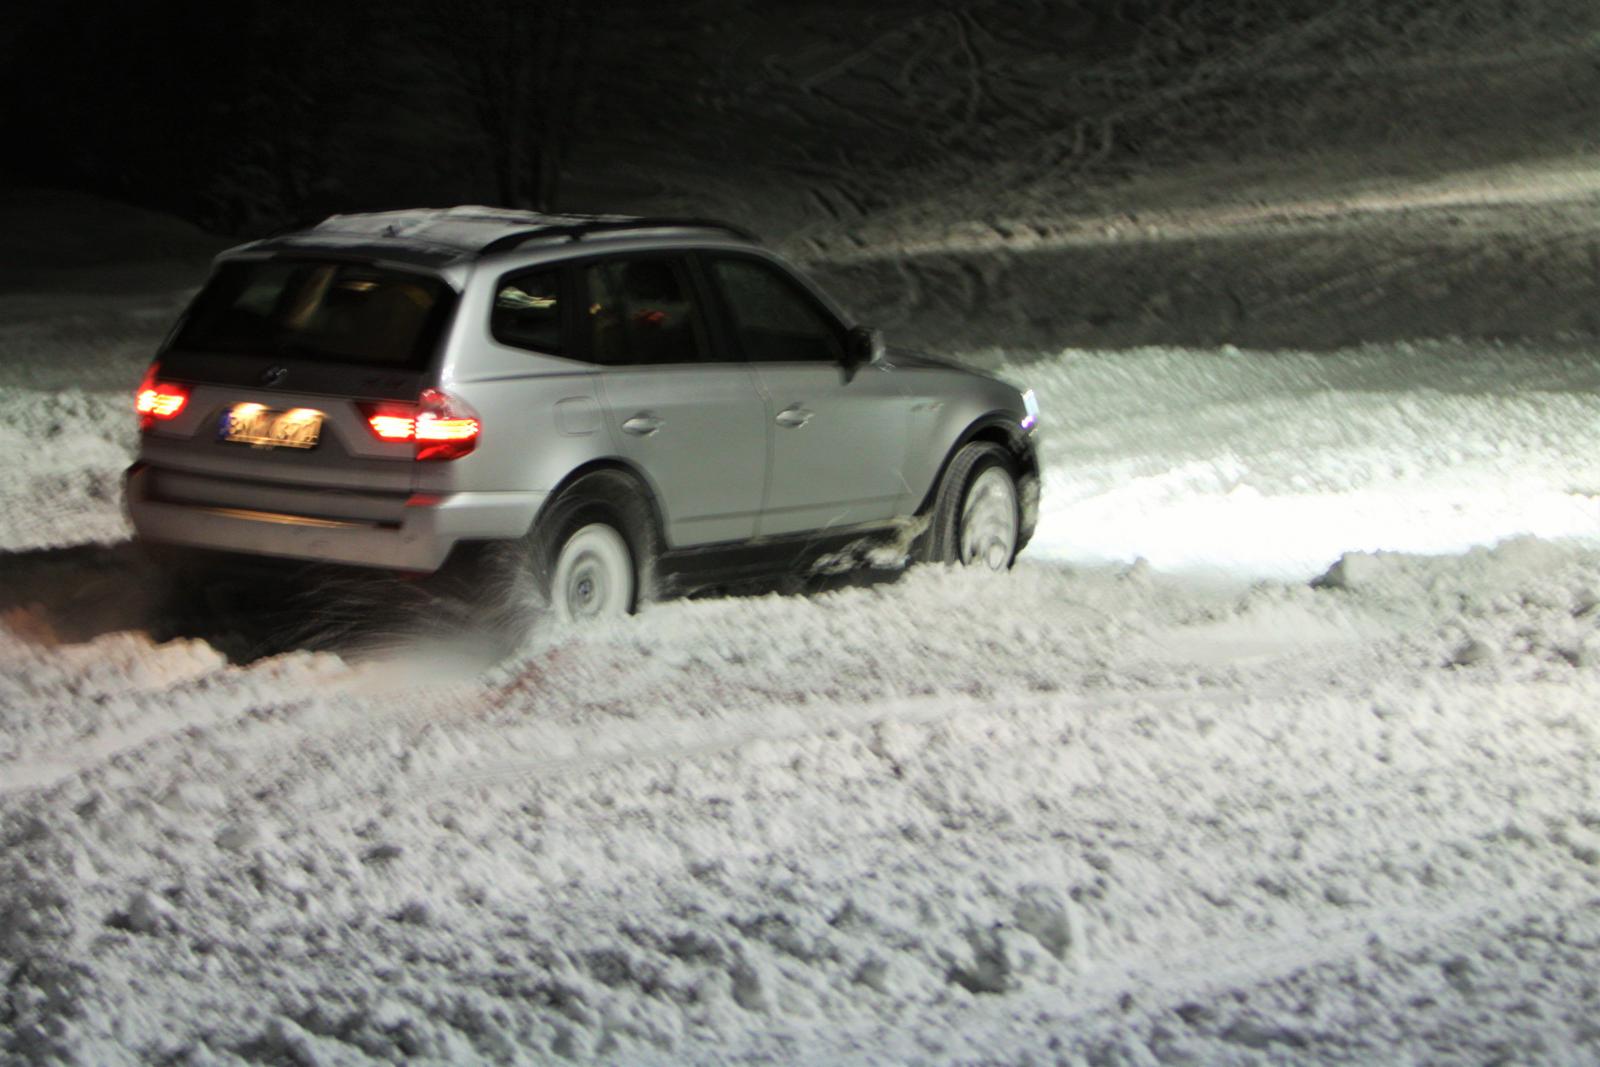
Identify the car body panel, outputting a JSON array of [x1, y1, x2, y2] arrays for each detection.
[[156, 349, 431, 404], [597, 363, 769, 546], [880, 348, 1038, 511], [417, 360, 599, 489], [126, 465, 543, 571], [749, 360, 912, 535]]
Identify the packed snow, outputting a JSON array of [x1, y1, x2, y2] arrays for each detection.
[[4, 198, 1600, 1064], [1022, 340, 1600, 580]]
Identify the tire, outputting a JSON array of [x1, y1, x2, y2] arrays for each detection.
[[525, 470, 659, 624], [919, 442, 1021, 570], [548, 523, 634, 621]]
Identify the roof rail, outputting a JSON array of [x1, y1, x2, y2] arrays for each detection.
[[480, 216, 759, 254]]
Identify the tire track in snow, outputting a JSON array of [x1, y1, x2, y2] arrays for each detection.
[[294, 687, 1213, 815]]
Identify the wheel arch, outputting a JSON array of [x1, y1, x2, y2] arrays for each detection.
[[532, 457, 670, 550], [915, 413, 1039, 516]]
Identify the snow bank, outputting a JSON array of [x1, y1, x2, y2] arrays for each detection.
[[1014, 340, 1600, 580], [0, 389, 135, 551]]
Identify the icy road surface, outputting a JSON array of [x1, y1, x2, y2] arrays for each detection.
[[4, 337, 1600, 1064]]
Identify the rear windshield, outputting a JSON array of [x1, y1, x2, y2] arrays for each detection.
[[173, 259, 456, 368]]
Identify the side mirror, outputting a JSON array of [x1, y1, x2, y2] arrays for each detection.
[[846, 325, 885, 367]]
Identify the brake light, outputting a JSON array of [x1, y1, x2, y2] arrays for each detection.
[[360, 388, 481, 461], [415, 389, 481, 461], [367, 413, 416, 441], [135, 365, 188, 428]]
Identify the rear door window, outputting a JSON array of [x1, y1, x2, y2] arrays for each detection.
[[580, 256, 715, 365], [173, 259, 456, 369]]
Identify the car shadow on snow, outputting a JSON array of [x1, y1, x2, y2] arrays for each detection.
[[0, 541, 507, 666], [0, 541, 918, 668], [0, 542, 158, 646]]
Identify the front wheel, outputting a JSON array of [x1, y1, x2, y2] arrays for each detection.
[[920, 442, 1021, 570]]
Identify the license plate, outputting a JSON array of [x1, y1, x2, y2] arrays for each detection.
[[221, 404, 324, 449]]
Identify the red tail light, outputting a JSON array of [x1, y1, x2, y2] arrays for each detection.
[[135, 364, 188, 429], [366, 413, 416, 441], [360, 388, 481, 461]]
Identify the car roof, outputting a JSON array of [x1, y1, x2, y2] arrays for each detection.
[[229, 207, 760, 269]]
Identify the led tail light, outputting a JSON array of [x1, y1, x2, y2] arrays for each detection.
[[366, 413, 416, 441], [360, 388, 481, 461], [135, 364, 188, 428]]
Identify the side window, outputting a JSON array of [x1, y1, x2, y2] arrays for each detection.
[[583, 256, 712, 366], [492, 269, 564, 354], [711, 257, 844, 363]]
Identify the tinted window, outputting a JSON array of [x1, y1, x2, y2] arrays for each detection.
[[583, 257, 711, 366], [492, 269, 564, 354], [711, 257, 843, 363], [174, 259, 455, 369]]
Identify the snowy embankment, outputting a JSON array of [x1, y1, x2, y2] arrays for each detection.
[[1022, 340, 1600, 580], [4, 291, 1600, 1062]]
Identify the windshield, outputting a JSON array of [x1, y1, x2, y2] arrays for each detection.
[[173, 258, 456, 368]]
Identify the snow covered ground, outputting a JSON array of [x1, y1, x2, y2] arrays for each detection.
[[1022, 340, 1600, 581], [4, 199, 1600, 1064]]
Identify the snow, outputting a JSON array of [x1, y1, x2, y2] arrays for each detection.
[[4, 194, 1600, 1064], [1021, 341, 1600, 580], [302, 207, 675, 257]]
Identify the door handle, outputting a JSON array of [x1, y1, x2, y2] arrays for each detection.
[[622, 413, 663, 436], [775, 406, 813, 429]]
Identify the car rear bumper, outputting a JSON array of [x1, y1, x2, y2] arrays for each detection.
[[124, 464, 545, 571]]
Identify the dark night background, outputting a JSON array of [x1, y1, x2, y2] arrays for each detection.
[[5, 0, 1600, 350]]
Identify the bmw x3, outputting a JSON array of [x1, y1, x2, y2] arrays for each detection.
[[125, 208, 1041, 620]]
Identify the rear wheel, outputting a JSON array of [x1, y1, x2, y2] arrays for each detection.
[[549, 522, 634, 622], [524, 470, 658, 624], [920, 442, 1021, 570]]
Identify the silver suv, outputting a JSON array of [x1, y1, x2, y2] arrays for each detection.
[[125, 208, 1040, 619]]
